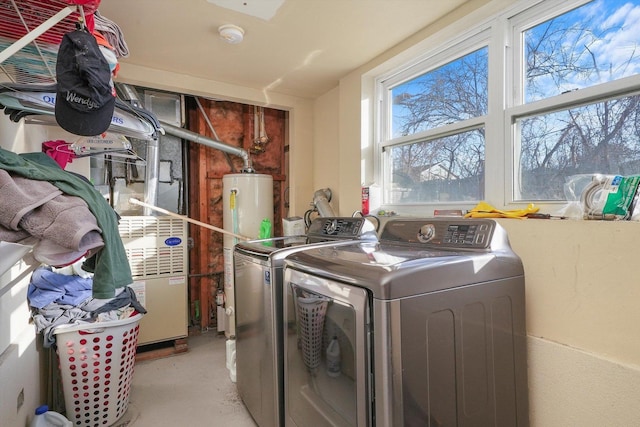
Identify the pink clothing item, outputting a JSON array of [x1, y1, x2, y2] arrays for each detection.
[[42, 140, 75, 169]]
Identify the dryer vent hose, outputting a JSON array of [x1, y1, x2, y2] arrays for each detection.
[[313, 188, 336, 217]]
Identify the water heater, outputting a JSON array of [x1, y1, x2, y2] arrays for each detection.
[[222, 173, 273, 339]]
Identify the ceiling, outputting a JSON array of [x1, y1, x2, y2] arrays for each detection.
[[96, 0, 471, 99]]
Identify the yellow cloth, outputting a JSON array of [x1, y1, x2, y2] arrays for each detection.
[[465, 201, 539, 219]]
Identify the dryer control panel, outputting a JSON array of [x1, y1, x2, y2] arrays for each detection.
[[381, 218, 497, 250], [306, 217, 378, 242]]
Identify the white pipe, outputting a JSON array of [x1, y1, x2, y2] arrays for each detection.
[[144, 138, 159, 215]]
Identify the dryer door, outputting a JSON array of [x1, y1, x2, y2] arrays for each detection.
[[283, 267, 371, 427]]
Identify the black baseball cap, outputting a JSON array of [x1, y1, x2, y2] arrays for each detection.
[[55, 28, 116, 136]]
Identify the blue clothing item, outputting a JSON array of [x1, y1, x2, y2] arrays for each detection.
[[27, 267, 93, 309]]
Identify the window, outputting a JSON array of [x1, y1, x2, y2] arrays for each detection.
[[386, 128, 486, 203], [512, 0, 640, 201], [375, 0, 640, 211], [381, 41, 489, 205], [523, 1, 640, 103], [514, 95, 640, 200], [390, 47, 488, 137]]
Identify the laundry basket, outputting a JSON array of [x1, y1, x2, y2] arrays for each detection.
[[53, 313, 143, 427], [295, 295, 330, 373]]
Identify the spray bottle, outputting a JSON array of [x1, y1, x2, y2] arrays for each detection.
[[326, 336, 341, 377]]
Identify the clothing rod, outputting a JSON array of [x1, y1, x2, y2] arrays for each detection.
[[128, 198, 250, 240]]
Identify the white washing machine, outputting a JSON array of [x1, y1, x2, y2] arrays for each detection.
[[282, 218, 529, 426], [233, 217, 378, 427]]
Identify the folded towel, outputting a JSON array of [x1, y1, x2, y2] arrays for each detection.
[[0, 169, 62, 230], [33, 235, 104, 267], [1, 149, 133, 299], [19, 193, 103, 251], [0, 226, 30, 242], [94, 10, 130, 58]]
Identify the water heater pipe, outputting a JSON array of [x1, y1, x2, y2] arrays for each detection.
[[160, 121, 254, 173], [313, 188, 336, 217]]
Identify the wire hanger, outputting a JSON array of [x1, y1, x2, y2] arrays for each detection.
[[76, 5, 87, 31], [58, 136, 147, 165]]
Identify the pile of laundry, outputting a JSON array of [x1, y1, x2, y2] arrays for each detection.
[[27, 260, 146, 348], [0, 148, 146, 347], [0, 148, 133, 299]]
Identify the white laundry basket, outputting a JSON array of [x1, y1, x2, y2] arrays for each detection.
[[53, 313, 143, 427], [295, 295, 329, 372]]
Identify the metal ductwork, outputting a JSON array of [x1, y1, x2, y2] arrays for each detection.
[[116, 83, 159, 214], [160, 121, 254, 173], [118, 83, 143, 108], [313, 188, 336, 217]]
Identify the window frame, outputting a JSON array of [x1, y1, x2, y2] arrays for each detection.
[[372, 0, 640, 214], [376, 29, 492, 211]]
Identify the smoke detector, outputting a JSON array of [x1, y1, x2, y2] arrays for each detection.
[[218, 24, 245, 44]]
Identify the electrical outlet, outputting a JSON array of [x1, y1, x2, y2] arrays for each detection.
[[16, 388, 24, 411]]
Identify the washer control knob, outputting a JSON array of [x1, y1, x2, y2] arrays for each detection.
[[325, 219, 338, 235], [417, 224, 436, 243]]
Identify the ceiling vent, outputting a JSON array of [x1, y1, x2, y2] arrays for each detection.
[[207, 0, 285, 21]]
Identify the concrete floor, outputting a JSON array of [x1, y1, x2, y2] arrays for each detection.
[[116, 332, 257, 427]]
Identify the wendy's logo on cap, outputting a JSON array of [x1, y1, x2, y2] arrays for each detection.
[[64, 91, 101, 110]]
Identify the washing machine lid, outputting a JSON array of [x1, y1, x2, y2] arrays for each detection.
[[283, 218, 523, 299], [234, 236, 363, 263], [235, 235, 308, 258], [234, 216, 378, 261]]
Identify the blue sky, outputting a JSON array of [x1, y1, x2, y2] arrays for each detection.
[[527, 0, 640, 96]]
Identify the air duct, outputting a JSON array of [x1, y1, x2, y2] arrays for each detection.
[[115, 83, 159, 215]]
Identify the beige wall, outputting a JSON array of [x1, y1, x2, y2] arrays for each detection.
[[312, 87, 341, 213], [0, 121, 46, 427], [503, 219, 640, 426], [0, 252, 42, 427], [501, 220, 640, 365]]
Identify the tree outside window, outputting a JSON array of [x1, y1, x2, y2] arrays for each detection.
[[517, 0, 640, 200]]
